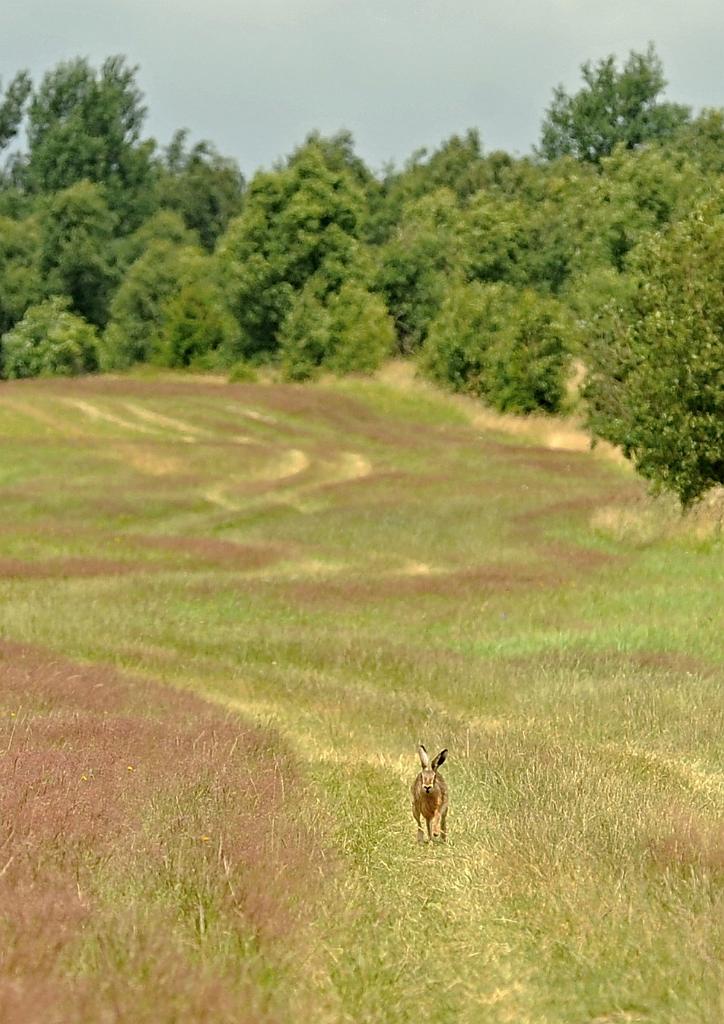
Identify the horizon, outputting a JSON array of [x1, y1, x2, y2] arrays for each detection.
[[1, 2, 723, 177]]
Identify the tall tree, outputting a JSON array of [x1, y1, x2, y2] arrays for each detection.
[[39, 181, 117, 326], [376, 188, 466, 352], [101, 239, 208, 369], [391, 129, 489, 203], [374, 130, 494, 243], [539, 45, 690, 164], [157, 130, 244, 251], [218, 142, 366, 359], [25, 57, 155, 229], [288, 130, 374, 190], [0, 214, 43, 334], [0, 71, 32, 153], [288, 130, 385, 243]]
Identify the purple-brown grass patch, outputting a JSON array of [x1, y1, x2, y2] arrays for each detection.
[[283, 561, 565, 605], [0, 641, 326, 1023], [127, 535, 290, 571], [648, 808, 724, 876]]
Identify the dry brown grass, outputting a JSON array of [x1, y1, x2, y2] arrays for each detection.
[[375, 359, 628, 461], [592, 489, 724, 545]]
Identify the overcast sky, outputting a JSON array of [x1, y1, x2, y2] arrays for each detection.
[[2, 1, 722, 176]]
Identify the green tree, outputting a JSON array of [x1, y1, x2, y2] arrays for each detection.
[[157, 130, 244, 251], [595, 145, 705, 269], [1, 296, 98, 378], [584, 196, 724, 507], [279, 280, 394, 380], [376, 188, 466, 352], [25, 57, 156, 229], [116, 209, 200, 271], [39, 181, 118, 326], [218, 143, 366, 358], [421, 282, 572, 414], [326, 282, 396, 375], [563, 143, 712, 341], [668, 107, 724, 176], [288, 130, 374, 190], [101, 240, 207, 369], [0, 214, 43, 334], [158, 280, 240, 369], [372, 130, 497, 244], [388, 130, 489, 205], [485, 291, 573, 414], [557, 143, 705, 326], [539, 46, 690, 164], [463, 192, 532, 287], [0, 71, 32, 153], [288, 131, 386, 245], [462, 157, 600, 295], [421, 281, 516, 396], [277, 283, 333, 381]]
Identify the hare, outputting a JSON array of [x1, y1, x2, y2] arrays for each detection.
[[411, 744, 448, 843]]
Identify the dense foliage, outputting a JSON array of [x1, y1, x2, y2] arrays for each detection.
[[218, 141, 367, 360], [100, 240, 208, 369], [421, 283, 573, 414], [1, 296, 98, 378], [159, 280, 240, 369], [539, 46, 690, 163], [0, 47, 721, 503], [585, 196, 724, 507], [279, 280, 395, 380]]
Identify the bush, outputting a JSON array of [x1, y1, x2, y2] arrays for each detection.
[[1, 296, 99, 378], [326, 282, 396, 375], [227, 360, 258, 383], [421, 282, 572, 414], [279, 280, 395, 381], [420, 281, 515, 396], [485, 291, 574, 414], [278, 283, 333, 381], [158, 281, 240, 369]]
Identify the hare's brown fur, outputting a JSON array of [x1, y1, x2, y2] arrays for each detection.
[[411, 745, 448, 843]]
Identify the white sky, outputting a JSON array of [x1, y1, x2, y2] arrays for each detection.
[[1, 1, 722, 175]]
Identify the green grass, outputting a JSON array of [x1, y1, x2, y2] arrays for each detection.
[[0, 370, 721, 1023]]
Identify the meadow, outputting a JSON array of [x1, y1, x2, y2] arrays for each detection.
[[0, 367, 721, 1023]]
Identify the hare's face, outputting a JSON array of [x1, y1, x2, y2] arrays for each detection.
[[417, 745, 447, 790]]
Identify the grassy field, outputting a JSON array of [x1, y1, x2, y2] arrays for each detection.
[[0, 368, 721, 1023]]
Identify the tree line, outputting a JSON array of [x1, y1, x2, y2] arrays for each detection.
[[0, 46, 721, 506]]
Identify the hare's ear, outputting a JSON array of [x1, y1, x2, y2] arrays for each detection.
[[418, 744, 430, 768], [432, 749, 448, 770]]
